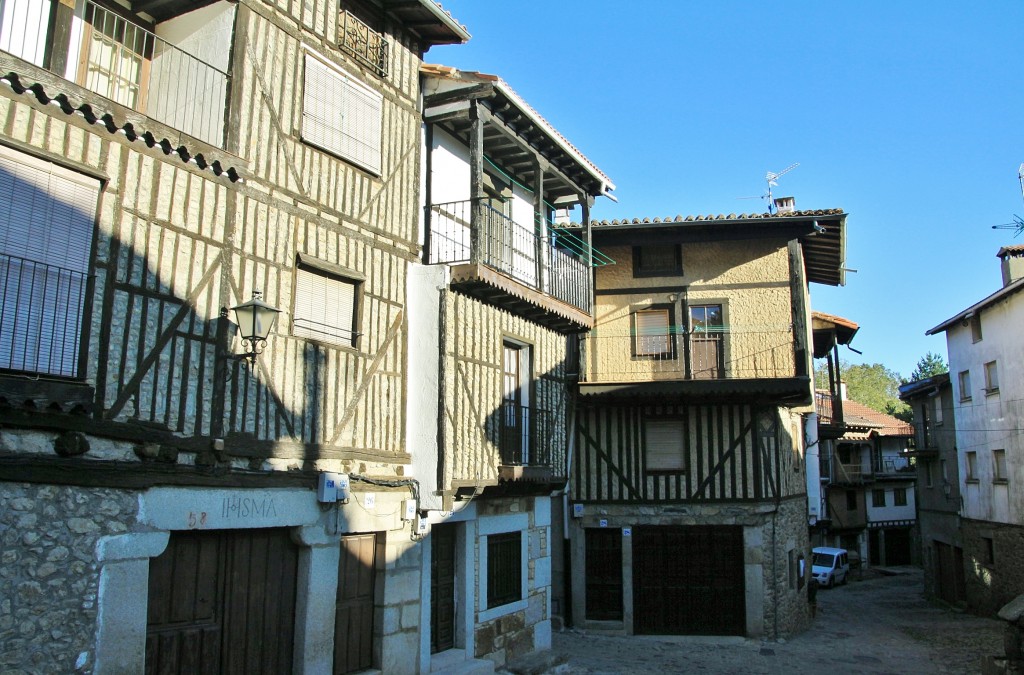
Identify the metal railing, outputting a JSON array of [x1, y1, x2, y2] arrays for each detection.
[[427, 200, 592, 313], [876, 456, 913, 474], [0, 253, 91, 378], [338, 8, 388, 76], [579, 328, 797, 383], [499, 402, 553, 467], [0, 0, 229, 147]]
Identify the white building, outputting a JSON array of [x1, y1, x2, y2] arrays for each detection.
[[926, 244, 1024, 616]]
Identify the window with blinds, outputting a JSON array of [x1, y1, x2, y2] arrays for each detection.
[[645, 418, 686, 473], [302, 53, 383, 175], [634, 307, 673, 357], [0, 146, 99, 377], [293, 264, 360, 348]]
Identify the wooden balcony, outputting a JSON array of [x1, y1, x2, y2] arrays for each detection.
[[427, 199, 593, 333]]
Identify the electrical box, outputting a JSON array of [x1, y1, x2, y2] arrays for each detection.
[[415, 514, 429, 535], [572, 503, 584, 518], [336, 473, 350, 502], [317, 472, 340, 503], [401, 499, 417, 521], [317, 472, 350, 503]]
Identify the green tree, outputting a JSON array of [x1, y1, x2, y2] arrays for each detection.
[[814, 360, 911, 421], [907, 352, 948, 383]]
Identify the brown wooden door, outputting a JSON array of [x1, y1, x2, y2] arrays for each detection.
[[146, 528, 298, 675], [585, 528, 623, 621], [431, 524, 457, 653], [632, 526, 745, 635], [689, 305, 723, 379], [335, 533, 382, 674]]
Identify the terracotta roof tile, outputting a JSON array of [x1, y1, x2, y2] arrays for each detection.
[[997, 244, 1024, 258], [587, 208, 845, 227]]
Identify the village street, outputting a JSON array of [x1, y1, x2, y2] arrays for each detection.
[[545, 568, 1003, 674]]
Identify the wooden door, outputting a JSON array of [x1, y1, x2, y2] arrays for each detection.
[[146, 528, 298, 675], [689, 305, 723, 379], [335, 533, 382, 674], [585, 528, 622, 621], [633, 526, 745, 635], [431, 524, 457, 653]]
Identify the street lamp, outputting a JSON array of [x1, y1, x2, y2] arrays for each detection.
[[230, 291, 281, 366]]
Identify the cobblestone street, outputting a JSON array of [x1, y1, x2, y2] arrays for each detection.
[[550, 568, 1003, 674]]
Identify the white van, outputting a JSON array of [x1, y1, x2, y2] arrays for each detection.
[[811, 547, 850, 587]]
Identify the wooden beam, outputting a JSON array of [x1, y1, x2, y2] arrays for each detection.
[[423, 83, 494, 108]]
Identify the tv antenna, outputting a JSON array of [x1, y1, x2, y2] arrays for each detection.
[[991, 163, 1024, 236], [737, 163, 799, 214]]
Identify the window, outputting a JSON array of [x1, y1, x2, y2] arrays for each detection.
[[958, 370, 972, 401], [634, 306, 674, 358], [971, 314, 982, 342], [893, 488, 908, 506], [501, 341, 537, 466], [303, 53, 383, 174], [644, 418, 686, 473], [689, 304, 724, 379], [633, 244, 681, 277], [486, 531, 522, 609], [871, 489, 886, 507], [920, 403, 931, 448], [966, 451, 978, 482], [981, 536, 995, 566], [934, 397, 943, 425], [293, 260, 362, 348], [0, 146, 99, 378], [845, 489, 857, 511], [994, 450, 1007, 483], [338, 0, 389, 76], [984, 361, 999, 394], [925, 460, 934, 488]]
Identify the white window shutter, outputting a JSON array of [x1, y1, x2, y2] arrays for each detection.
[[303, 54, 382, 174], [636, 309, 670, 355], [646, 419, 685, 471], [293, 266, 357, 346]]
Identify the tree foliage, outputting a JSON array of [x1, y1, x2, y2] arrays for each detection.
[[814, 360, 911, 421], [907, 352, 948, 383]]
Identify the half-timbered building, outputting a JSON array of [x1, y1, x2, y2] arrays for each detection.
[[0, 1, 469, 672], [567, 206, 847, 637], [407, 65, 614, 670]]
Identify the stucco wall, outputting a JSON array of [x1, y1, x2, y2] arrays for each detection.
[[961, 517, 1024, 617], [587, 240, 796, 382]]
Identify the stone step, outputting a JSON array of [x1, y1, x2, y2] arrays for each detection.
[[430, 648, 495, 675]]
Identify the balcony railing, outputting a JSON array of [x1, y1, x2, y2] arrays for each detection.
[[579, 328, 796, 383], [876, 456, 913, 475], [338, 8, 388, 76], [833, 462, 867, 484], [0, 253, 91, 378], [499, 402, 553, 467], [427, 199, 591, 313], [0, 0, 229, 147]]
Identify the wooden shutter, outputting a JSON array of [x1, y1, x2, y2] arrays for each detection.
[[645, 419, 685, 472], [293, 266, 357, 346], [303, 53, 382, 174], [0, 146, 98, 376]]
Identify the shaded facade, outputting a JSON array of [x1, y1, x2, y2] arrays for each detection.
[[900, 373, 965, 605]]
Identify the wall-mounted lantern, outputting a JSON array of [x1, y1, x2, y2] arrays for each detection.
[[230, 291, 281, 367]]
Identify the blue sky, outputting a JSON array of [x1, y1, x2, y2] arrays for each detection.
[[429, 1, 1024, 378]]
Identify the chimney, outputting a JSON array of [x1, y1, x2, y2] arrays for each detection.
[[774, 196, 795, 214], [997, 246, 1024, 287]]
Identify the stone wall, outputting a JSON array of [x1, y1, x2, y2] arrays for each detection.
[[1, 482, 138, 673], [963, 518, 1024, 617], [474, 497, 552, 666]]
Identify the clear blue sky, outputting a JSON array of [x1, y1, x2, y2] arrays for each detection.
[[430, 1, 1024, 378]]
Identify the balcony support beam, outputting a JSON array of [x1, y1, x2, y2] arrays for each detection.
[[469, 100, 484, 265], [45, 0, 76, 77], [533, 157, 545, 292]]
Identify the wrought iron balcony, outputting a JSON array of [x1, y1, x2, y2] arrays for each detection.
[[498, 402, 552, 468], [0, 253, 91, 378], [579, 328, 798, 383], [338, 8, 388, 76], [426, 199, 592, 324], [0, 0, 230, 147]]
